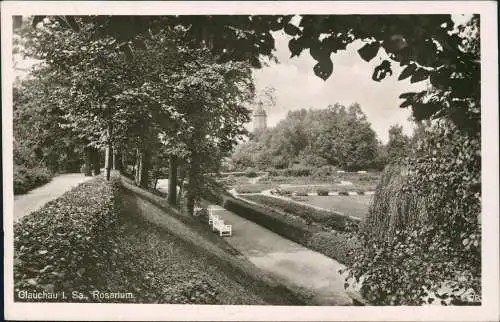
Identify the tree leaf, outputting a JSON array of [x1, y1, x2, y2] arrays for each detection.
[[358, 42, 380, 62], [313, 59, 333, 81], [288, 38, 303, 58], [410, 68, 429, 83], [372, 60, 392, 81], [398, 63, 417, 81], [284, 23, 301, 36]]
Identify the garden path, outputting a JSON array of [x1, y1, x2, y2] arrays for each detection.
[[14, 173, 93, 222], [206, 204, 354, 305]]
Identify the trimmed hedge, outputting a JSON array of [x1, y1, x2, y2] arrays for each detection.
[[225, 196, 359, 265], [242, 194, 359, 232], [14, 165, 52, 195], [14, 175, 121, 302], [223, 197, 313, 245], [307, 231, 362, 266], [235, 184, 274, 194], [317, 189, 329, 196]]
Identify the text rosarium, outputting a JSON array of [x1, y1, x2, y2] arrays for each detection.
[[17, 290, 135, 301], [90, 290, 135, 300]]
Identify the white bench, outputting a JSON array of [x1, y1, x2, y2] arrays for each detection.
[[208, 213, 220, 225], [213, 219, 232, 237]]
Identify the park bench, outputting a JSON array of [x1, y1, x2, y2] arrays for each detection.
[[207, 206, 232, 237], [212, 218, 232, 237], [208, 212, 220, 225]]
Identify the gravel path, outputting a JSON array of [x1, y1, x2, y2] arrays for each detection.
[[13, 173, 93, 222], [206, 205, 354, 305]]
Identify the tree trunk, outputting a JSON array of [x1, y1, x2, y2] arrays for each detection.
[[105, 145, 113, 181], [84, 147, 93, 176], [121, 151, 127, 173], [105, 123, 113, 181], [92, 148, 100, 176], [186, 159, 200, 216], [114, 148, 122, 172], [139, 148, 150, 188], [168, 155, 178, 206], [112, 148, 116, 170], [134, 149, 140, 185]]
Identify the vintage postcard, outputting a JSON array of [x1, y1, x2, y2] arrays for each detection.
[[2, 1, 499, 321]]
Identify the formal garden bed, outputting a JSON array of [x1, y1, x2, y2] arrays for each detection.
[[292, 195, 371, 220]]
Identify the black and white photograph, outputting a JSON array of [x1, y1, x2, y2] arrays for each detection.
[[2, 1, 499, 321]]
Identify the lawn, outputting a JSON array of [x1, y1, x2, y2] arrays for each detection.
[[293, 195, 372, 220]]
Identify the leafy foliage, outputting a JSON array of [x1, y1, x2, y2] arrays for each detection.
[[346, 118, 481, 305], [14, 176, 120, 301], [13, 165, 52, 195], [29, 14, 480, 134], [232, 103, 383, 171]]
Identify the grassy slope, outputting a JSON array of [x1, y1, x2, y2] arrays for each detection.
[[116, 177, 307, 305]]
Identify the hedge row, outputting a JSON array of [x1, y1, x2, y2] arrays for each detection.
[[14, 175, 121, 302], [242, 194, 359, 232], [14, 165, 52, 195], [222, 197, 314, 245], [223, 196, 360, 265]]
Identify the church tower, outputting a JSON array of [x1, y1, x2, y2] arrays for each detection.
[[253, 102, 267, 131]]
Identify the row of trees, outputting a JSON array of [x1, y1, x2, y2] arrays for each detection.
[[231, 103, 411, 172], [15, 17, 255, 213]]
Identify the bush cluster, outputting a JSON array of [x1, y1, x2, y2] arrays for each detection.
[[14, 175, 121, 302], [244, 168, 259, 178], [267, 167, 313, 177], [346, 119, 481, 305], [14, 165, 53, 195], [307, 231, 362, 266]]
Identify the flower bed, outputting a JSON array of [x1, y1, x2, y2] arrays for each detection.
[[14, 175, 121, 302]]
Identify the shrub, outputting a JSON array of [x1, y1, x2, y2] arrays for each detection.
[[14, 175, 121, 302], [14, 165, 52, 194], [223, 197, 313, 244], [312, 165, 337, 178], [307, 231, 362, 266], [284, 167, 312, 177], [245, 168, 258, 178], [346, 119, 481, 305], [317, 189, 329, 196]]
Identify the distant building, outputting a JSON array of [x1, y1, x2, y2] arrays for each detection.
[[253, 102, 267, 131]]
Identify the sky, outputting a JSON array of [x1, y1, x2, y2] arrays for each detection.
[[251, 33, 426, 144], [250, 14, 472, 143]]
